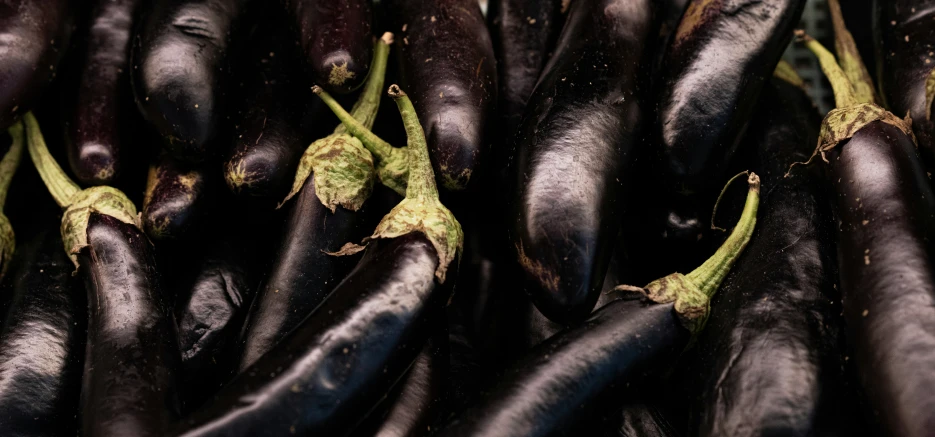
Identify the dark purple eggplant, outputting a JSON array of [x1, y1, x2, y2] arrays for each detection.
[[24, 112, 182, 437], [683, 77, 848, 436], [285, 0, 372, 94], [0, 228, 85, 437], [132, 0, 247, 161], [486, 0, 565, 136], [509, 0, 656, 324], [438, 171, 760, 437], [0, 0, 74, 130], [650, 0, 805, 242], [172, 84, 463, 437], [235, 37, 394, 371], [391, 0, 496, 192], [142, 154, 208, 241], [63, 0, 143, 186], [223, 9, 325, 199], [875, 0, 935, 171], [797, 33, 935, 437]]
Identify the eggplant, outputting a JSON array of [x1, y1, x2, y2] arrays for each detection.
[[223, 9, 325, 199], [438, 168, 758, 437], [650, 0, 805, 243], [63, 0, 143, 186], [0, 228, 85, 437], [391, 0, 497, 192], [132, 0, 246, 161], [24, 112, 181, 436], [796, 33, 935, 437], [142, 154, 208, 241], [0, 0, 75, 130], [875, 0, 935, 171], [683, 76, 847, 436], [0, 123, 24, 278], [235, 36, 394, 371], [286, 0, 373, 94], [486, 0, 565, 136], [509, 0, 656, 324]]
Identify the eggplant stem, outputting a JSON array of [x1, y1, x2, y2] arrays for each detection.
[[797, 30, 859, 109], [773, 60, 805, 89], [24, 112, 80, 208], [0, 122, 25, 209], [710, 171, 750, 232], [313, 86, 403, 165], [827, 0, 878, 105], [389, 85, 438, 200], [686, 172, 760, 298], [334, 32, 394, 134]]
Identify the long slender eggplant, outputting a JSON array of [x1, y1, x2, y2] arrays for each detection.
[[24, 112, 181, 437], [0, 0, 75, 130], [650, 0, 805, 242], [132, 0, 247, 161], [235, 36, 395, 371], [285, 0, 372, 94], [509, 0, 655, 324], [684, 77, 846, 436], [438, 173, 759, 437], [172, 85, 463, 436], [223, 9, 325, 199], [796, 33, 935, 437], [0, 123, 24, 278], [142, 153, 208, 240], [63, 0, 143, 185], [0, 228, 85, 437], [486, 0, 565, 136], [875, 0, 935, 171], [392, 0, 496, 191]]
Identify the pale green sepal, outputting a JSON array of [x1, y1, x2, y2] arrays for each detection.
[[62, 186, 140, 268], [615, 273, 709, 336], [925, 67, 935, 121], [375, 149, 409, 196], [279, 134, 376, 212], [0, 214, 13, 280]]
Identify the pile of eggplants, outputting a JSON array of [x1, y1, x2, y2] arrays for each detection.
[[3, 1, 935, 436]]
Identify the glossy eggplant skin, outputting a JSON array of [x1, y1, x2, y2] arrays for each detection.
[[826, 120, 935, 437], [285, 0, 372, 94], [684, 81, 843, 437], [0, 229, 85, 437], [132, 0, 246, 161], [224, 10, 324, 199], [392, 0, 497, 192], [0, 0, 74, 130], [78, 212, 181, 437], [63, 0, 142, 186], [439, 298, 688, 437], [509, 0, 656, 324], [174, 233, 450, 437], [142, 154, 208, 241], [234, 176, 379, 371], [486, 0, 565, 135], [653, 0, 805, 237], [875, 0, 935, 171]]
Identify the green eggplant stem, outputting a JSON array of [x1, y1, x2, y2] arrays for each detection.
[[313, 86, 402, 165], [389, 85, 438, 201], [773, 60, 805, 89], [23, 112, 80, 208], [797, 30, 858, 110], [686, 172, 760, 298], [334, 32, 394, 134], [827, 0, 878, 105], [0, 122, 25, 209]]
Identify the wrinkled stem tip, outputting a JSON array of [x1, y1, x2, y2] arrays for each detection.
[[311, 85, 324, 95], [388, 84, 406, 98], [381, 32, 395, 45], [794, 29, 811, 42], [748, 172, 760, 192]]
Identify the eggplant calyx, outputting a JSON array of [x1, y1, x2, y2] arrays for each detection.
[[827, 0, 880, 105], [24, 112, 139, 268], [773, 60, 805, 90], [925, 67, 935, 121], [313, 86, 409, 196], [336, 85, 464, 283], [615, 173, 760, 335], [0, 122, 22, 280]]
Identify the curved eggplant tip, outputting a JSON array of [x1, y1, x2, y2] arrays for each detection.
[[316, 51, 368, 95], [70, 142, 118, 185], [224, 154, 279, 197], [136, 65, 215, 161], [515, 243, 600, 324], [142, 164, 205, 241]]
